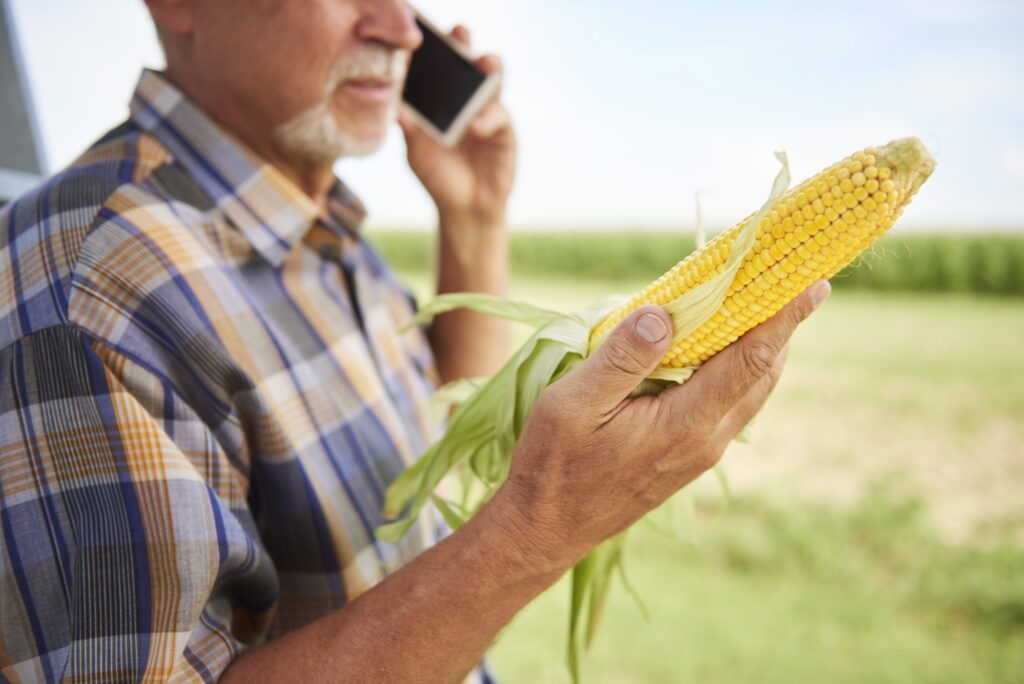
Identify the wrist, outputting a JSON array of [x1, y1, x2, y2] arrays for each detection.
[[437, 209, 508, 236], [475, 482, 577, 580], [435, 214, 509, 279]]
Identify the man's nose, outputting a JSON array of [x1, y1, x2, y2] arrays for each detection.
[[355, 0, 423, 52]]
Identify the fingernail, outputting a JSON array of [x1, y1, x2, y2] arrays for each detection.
[[811, 280, 831, 310], [635, 313, 668, 343]]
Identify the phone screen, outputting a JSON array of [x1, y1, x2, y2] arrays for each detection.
[[402, 18, 486, 134]]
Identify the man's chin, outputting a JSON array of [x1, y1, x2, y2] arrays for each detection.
[[274, 107, 390, 164], [335, 132, 387, 159], [330, 117, 391, 158], [336, 105, 398, 150]]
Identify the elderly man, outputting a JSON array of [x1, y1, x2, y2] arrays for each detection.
[[0, 1, 828, 682]]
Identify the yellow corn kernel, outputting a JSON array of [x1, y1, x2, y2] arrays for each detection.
[[590, 138, 935, 367]]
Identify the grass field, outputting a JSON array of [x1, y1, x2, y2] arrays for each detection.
[[392, 268, 1024, 683], [490, 492, 1024, 684]]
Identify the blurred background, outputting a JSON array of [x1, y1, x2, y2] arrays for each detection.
[[3, 0, 1022, 682]]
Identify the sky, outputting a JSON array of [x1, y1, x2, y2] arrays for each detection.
[[9, 0, 1024, 232]]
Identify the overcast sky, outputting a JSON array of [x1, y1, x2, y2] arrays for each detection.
[[10, 0, 1024, 231]]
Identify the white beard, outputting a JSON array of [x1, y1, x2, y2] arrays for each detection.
[[274, 98, 397, 161], [274, 46, 406, 162]]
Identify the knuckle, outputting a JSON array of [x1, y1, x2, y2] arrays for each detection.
[[658, 412, 710, 461], [740, 339, 779, 380], [696, 446, 724, 473], [675, 406, 714, 442], [657, 397, 715, 446], [635, 484, 663, 510], [603, 339, 649, 376], [659, 442, 721, 481]]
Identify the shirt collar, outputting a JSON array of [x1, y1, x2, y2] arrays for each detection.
[[129, 69, 365, 266], [326, 176, 368, 236]]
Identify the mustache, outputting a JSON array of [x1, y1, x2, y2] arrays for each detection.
[[326, 47, 407, 90]]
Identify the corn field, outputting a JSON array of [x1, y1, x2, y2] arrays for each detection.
[[368, 230, 1024, 296]]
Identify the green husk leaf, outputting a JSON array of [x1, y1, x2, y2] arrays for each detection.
[[584, 535, 625, 648], [430, 376, 486, 422], [713, 462, 733, 505], [469, 439, 506, 485], [615, 544, 649, 623], [430, 494, 468, 530], [379, 312, 591, 542], [568, 551, 598, 684], [400, 292, 566, 332], [640, 490, 700, 545]]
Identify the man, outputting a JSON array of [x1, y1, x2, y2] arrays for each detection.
[[0, 1, 829, 682]]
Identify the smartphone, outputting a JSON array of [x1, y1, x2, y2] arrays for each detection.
[[401, 12, 502, 147]]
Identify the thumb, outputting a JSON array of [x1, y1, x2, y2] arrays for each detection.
[[565, 306, 673, 412]]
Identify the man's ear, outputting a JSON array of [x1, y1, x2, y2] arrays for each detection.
[[144, 0, 195, 37]]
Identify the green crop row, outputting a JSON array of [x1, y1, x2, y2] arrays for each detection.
[[366, 230, 1024, 295]]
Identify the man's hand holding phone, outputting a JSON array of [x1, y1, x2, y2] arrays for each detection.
[[401, 17, 516, 382], [400, 23, 516, 231]]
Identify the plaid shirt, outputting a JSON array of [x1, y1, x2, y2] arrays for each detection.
[[0, 70, 491, 683]]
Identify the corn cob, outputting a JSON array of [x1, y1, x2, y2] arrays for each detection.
[[591, 137, 936, 368]]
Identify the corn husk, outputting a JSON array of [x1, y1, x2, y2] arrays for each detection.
[[377, 154, 793, 681]]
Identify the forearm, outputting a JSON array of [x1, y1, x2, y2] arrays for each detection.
[[221, 493, 561, 684], [429, 215, 510, 383]]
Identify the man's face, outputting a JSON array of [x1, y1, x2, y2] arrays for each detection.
[[192, 0, 422, 162]]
